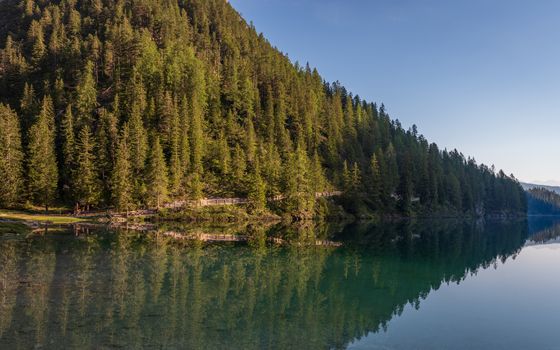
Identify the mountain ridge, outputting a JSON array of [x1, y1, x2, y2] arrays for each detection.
[[521, 182, 560, 195]]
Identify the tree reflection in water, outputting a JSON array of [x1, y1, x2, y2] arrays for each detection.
[[0, 219, 537, 349]]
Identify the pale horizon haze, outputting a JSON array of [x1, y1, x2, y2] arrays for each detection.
[[230, 0, 560, 186]]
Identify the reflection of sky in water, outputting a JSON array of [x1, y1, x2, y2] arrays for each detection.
[[349, 244, 560, 350], [0, 219, 557, 349]]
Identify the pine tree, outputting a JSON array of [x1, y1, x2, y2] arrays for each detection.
[[48, 8, 66, 60], [311, 150, 325, 194], [75, 61, 97, 129], [190, 94, 204, 174], [168, 102, 182, 196], [128, 105, 148, 203], [74, 125, 100, 210], [397, 154, 413, 214], [177, 96, 191, 192], [284, 143, 314, 218], [274, 82, 291, 156], [385, 143, 398, 195], [96, 108, 118, 202], [0, 104, 24, 207], [369, 153, 381, 207], [28, 96, 58, 211], [342, 160, 352, 193], [179, 127, 191, 193], [158, 90, 175, 148], [20, 83, 37, 142], [190, 172, 203, 201], [247, 160, 266, 214], [375, 149, 389, 205], [60, 104, 75, 199], [344, 96, 357, 139], [111, 124, 133, 213], [246, 115, 256, 163], [28, 20, 45, 68], [54, 77, 66, 109], [232, 144, 246, 184], [216, 131, 231, 176], [189, 88, 205, 199], [146, 137, 169, 209], [23, 0, 34, 17], [351, 162, 361, 194], [262, 143, 282, 198], [263, 84, 275, 142]]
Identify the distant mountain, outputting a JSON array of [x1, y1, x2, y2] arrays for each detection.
[[521, 182, 560, 195]]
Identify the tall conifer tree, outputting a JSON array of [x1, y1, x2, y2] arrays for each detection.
[[248, 160, 266, 214], [28, 96, 58, 211], [75, 61, 97, 127], [60, 104, 75, 198], [0, 104, 24, 207], [111, 125, 133, 213], [128, 104, 148, 203], [74, 125, 100, 210], [146, 137, 169, 209]]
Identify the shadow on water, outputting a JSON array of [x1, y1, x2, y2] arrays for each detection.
[[0, 218, 554, 349]]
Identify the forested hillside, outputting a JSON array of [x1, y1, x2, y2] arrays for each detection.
[[526, 187, 560, 216], [521, 182, 560, 195], [0, 0, 526, 218]]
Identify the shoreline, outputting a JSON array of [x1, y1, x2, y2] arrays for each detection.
[[0, 206, 530, 227]]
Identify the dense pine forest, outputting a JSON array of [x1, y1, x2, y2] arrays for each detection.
[[0, 0, 526, 218]]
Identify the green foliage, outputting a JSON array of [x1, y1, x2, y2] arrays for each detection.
[[247, 160, 266, 214], [146, 137, 168, 209], [28, 20, 45, 68], [0, 104, 24, 207], [284, 143, 315, 219], [75, 61, 97, 129], [111, 125, 133, 213], [128, 103, 148, 203], [0, 0, 526, 217], [74, 125, 100, 208], [368, 154, 381, 207], [60, 104, 75, 198], [27, 96, 58, 211], [168, 100, 182, 196]]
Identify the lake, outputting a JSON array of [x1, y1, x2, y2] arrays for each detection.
[[0, 218, 559, 349]]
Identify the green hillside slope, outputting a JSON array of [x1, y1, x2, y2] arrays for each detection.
[[0, 0, 526, 218]]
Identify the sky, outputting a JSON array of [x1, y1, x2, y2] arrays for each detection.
[[229, 0, 560, 185]]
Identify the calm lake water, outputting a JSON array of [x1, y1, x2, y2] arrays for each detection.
[[0, 218, 559, 349]]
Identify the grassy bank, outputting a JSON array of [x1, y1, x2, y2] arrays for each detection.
[[0, 198, 525, 228], [0, 210, 86, 224]]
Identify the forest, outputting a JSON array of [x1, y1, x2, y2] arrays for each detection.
[[0, 0, 527, 218], [526, 187, 560, 215]]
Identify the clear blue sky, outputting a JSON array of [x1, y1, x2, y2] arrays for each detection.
[[230, 0, 560, 185]]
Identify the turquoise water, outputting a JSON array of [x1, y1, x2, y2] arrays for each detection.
[[0, 219, 559, 349]]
